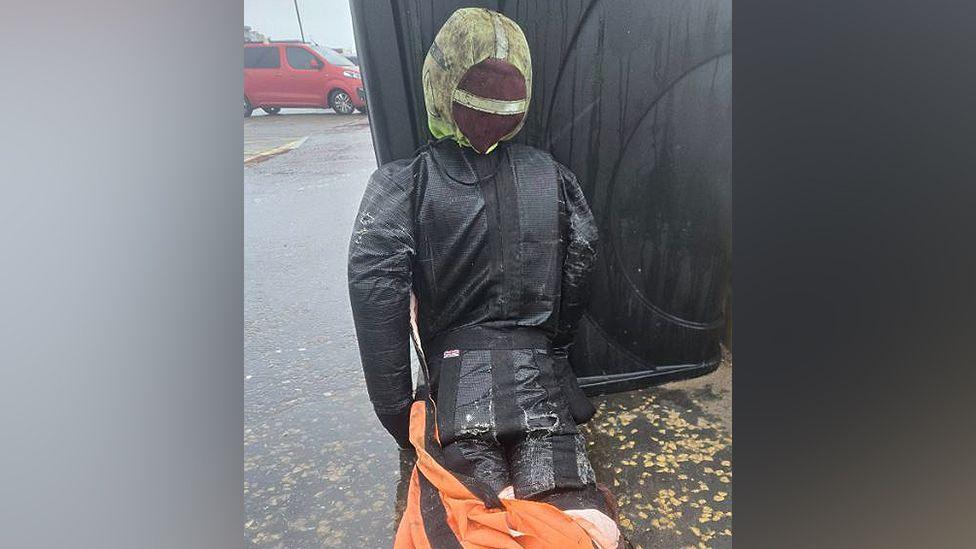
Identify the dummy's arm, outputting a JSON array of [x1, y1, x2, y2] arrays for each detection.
[[552, 163, 599, 357], [348, 161, 415, 447]]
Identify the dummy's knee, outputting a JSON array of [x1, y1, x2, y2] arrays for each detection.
[[441, 438, 511, 496]]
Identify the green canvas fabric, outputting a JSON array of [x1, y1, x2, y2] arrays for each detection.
[[422, 8, 532, 152]]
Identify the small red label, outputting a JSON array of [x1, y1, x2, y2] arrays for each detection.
[[443, 349, 460, 358]]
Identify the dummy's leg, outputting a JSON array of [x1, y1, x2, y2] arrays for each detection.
[[508, 432, 608, 513], [510, 432, 622, 548], [440, 437, 511, 498], [436, 346, 511, 497]]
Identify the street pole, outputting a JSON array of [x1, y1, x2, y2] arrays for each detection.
[[293, 0, 306, 42]]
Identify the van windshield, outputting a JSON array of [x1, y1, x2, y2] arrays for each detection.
[[312, 46, 356, 67]]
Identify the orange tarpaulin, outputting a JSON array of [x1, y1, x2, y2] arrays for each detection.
[[394, 401, 597, 549]]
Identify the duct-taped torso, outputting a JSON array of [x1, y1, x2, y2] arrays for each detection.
[[348, 140, 597, 425], [414, 143, 560, 341]]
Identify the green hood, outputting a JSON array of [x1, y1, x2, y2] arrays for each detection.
[[422, 8, 532, 152]]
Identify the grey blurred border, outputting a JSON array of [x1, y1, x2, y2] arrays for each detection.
[[0, 1, 243, 548], [734, 0, 976, 547]]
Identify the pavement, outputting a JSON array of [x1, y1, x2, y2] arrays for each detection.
[[583, 353, 733, 548], [244, 113, 732, 548], [244, 108, 368, 161]]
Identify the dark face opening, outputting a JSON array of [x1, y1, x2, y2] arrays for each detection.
[[451, 58, 527, 153]]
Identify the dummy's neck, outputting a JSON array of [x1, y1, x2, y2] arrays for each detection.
[[429, 139, 507, 185]]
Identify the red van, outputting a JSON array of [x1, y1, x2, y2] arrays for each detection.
[[244, 42, 366, 116]]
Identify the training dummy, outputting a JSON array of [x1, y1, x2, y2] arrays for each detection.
[[348, 8, 621, 547]]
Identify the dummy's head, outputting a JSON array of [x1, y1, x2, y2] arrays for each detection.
[[422, 8, 531, 154]]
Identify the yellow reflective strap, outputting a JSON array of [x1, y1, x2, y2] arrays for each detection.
[[452, 89, 527, 115]]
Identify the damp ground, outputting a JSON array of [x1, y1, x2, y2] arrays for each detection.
[[244, 114, 731, 548]]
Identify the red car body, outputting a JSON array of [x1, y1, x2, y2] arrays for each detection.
[[244, 42, 365, 115]]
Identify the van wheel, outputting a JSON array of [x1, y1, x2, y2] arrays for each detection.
[[262, 107, 281, 115], [244, 96, 253, 118], [329, 90, 355, 115]]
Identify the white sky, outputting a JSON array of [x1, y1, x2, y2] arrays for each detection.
[[244, 0, 357, 51]]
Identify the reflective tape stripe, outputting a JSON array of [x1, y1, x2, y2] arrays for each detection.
[[492, 13, 509, 58], [453, 89, 527, 115]]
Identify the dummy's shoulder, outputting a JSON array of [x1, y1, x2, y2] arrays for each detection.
[[506, 144, 578, 181], [506, 143, 572, 172], [504, 143, 553, 162], [368, 157, 420, 192]]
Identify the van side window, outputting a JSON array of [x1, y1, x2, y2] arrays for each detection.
[[245, 47, 280, 69], [286, 47, 319, 70]]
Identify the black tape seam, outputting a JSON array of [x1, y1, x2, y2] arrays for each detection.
[[418, 471, 462, 548]]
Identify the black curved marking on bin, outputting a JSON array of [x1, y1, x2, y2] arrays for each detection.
[[575, 310, 721, 395], [542, 0, 603, 143], [530, 0, 731, 385], [602, 52, 731, 331]]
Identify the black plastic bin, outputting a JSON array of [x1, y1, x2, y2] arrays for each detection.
[[351, 0, 731, 394]]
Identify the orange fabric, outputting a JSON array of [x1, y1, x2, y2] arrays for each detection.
[[394, 401, 596, 549], [395, 466, 433, 548]]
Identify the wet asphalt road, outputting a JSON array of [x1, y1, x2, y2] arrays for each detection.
[[244, 113, 732, 548], [245, 112, 397, 547], [244, 109, 357, 159]]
